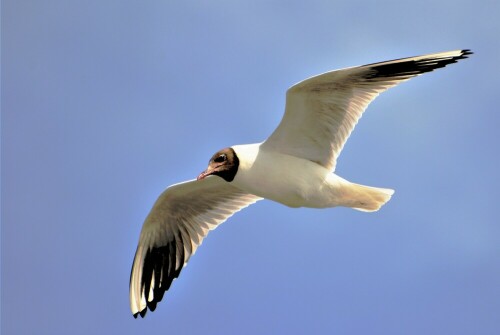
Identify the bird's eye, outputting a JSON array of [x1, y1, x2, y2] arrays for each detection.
[[214, 154, 227, 163]]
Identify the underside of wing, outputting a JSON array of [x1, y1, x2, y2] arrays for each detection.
[[129, 176, 261, 318], [262, 49, 472, 171]]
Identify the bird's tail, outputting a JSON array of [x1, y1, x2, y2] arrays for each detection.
[[340, 182, 395, 212]]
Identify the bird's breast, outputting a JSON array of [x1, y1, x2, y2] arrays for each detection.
[[232, 145, 331, 207]]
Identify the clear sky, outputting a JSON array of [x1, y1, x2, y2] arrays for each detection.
[[2, 1, 499, 334]]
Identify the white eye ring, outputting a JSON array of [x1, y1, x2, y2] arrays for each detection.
[[214, 154, 227, 163]]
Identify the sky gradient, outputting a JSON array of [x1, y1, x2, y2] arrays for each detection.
[[2, 1, 500, 334]]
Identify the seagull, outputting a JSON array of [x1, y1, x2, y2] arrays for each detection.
[[130, 49, 472, 318]]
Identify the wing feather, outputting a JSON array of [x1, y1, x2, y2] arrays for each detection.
[[130, 176, 261, 317], [263, 49, 472, 170]]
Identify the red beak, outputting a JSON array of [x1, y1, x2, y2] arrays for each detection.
[[197, 164, 221, 180], [197, 170, 209, 180], [197, 166, 215, 180]]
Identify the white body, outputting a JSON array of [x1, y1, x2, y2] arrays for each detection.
[[232, 143, 393, 211]]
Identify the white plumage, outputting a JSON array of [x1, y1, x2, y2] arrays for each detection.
[[130, 49, 472, 317]]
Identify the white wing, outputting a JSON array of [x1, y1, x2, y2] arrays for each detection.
[[130, 176, 261, 318], [262, 49, 472, 171]]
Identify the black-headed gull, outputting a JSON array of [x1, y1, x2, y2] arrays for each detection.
[[130, 49, 472, 317]]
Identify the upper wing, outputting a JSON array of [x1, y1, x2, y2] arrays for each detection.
[[130, 176, 261, 318], [262, 49, 472, 171]]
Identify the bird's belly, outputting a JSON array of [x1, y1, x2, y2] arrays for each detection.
[[240, 174, 309, 207], [233, 152, 332, 208]]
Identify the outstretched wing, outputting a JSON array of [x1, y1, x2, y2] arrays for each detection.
[[262, 49, 472, 171], [130, 176, 261, 318]]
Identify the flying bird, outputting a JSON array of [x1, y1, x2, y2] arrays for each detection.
[[130, 49, 472, 317]]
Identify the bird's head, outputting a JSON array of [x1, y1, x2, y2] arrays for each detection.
[[197, 147, 239, 182]]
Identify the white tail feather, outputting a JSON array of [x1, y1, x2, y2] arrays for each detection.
[[341, 182, 395, 212]]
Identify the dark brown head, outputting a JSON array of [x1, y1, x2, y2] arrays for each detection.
[[197, 147, 239, 182]]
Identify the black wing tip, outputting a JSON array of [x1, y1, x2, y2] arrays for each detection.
[[148, 300, 158, 311], [459, 49, 473, 58], [132, 310, 144, 319], [131, 294, 164, 319], [131, 243, 183, 319], [130, 282, 168, 319], [365, 49, 473, 80], [132, 306, 150, 319]]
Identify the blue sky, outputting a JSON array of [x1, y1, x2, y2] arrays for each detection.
[[2, 1, 499, 334]]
